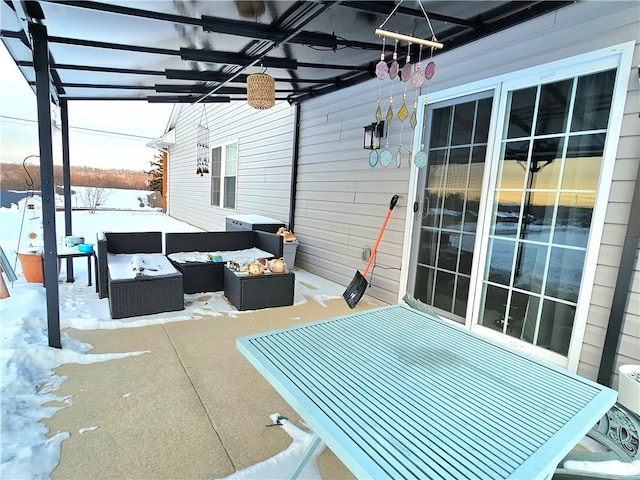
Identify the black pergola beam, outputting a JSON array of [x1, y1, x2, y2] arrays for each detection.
[[42, 0, 382, 51], [48, 35, 178, 56], [165, 69, 326, 84], [30, 81, 156, 90], [434, 1, 574, 49], [43, 0, 207, 27], [17, 61, 167, 76], [59, 96, 151, 101], [146, 95, 231, 103], [200, 15, 381, 51], [340, 1, 481, 29], [154, 84, 294, 94], [180, 47, 299, 70]]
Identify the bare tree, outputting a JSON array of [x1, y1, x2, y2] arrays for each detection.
[[79, 186, 110, 214]]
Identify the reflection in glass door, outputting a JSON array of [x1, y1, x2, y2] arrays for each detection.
[[411, 93, 493, 322], [479, 70, 616, 355]]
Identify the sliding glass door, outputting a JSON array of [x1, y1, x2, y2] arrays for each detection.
[[409, 61, 618, 364]]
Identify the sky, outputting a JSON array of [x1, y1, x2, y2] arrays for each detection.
[[0, 43, 174, 171], [1, 191, 638, 478]]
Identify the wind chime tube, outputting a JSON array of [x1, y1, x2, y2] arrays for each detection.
[[374, 29, 443, 50]]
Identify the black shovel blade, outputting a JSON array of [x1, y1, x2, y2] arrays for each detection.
[[343, 270, 368, 309]]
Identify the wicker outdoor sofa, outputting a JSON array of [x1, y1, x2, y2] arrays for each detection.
[[165, 230, 283, 294], [96, 231, 184, 319]]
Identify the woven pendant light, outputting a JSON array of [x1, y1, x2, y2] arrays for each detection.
[[247, 72, 275, 110]]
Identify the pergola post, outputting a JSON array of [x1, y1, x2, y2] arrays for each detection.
[[60, 99, 74, 281], [30, 21, 61, 349]]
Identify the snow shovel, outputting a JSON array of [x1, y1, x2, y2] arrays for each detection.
[[343, 194, 399, 308]]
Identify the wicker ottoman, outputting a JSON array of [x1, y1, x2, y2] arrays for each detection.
[[224, 267, 294, 311], [108, 271, 184, 319]]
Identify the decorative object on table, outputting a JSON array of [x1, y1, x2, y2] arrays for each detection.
[[196, 105, 210, 176], [77, 243, 94, 253], [229, 257, 253, 273], [65, 235, 85, 247], [247, 66, 275, 110], [207, 253, 223, 262], [276, 227, 297, 243], [248, 261, 265, 276], [268, 257, 288, 273], [226, 260, 240, 272]]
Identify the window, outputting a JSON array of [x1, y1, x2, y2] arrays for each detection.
[[210, 141, 238, 209]]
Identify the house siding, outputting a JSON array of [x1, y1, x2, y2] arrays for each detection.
[[167, 101, 295, 230], [292, 0, 640, 381], [166, 1, 639, 384]]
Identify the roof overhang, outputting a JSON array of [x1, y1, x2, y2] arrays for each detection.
[[1, 1, 576, 105]]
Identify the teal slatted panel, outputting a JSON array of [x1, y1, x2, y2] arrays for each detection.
[[238, 304, 616, 480]]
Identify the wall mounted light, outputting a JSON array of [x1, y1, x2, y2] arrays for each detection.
[[363, 121, 385, 150]]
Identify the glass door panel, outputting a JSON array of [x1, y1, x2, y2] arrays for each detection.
[[478, 69, 616, 355], [411, 92, 494, 323]]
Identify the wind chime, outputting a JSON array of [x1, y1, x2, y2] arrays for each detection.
[[196, 105, 210, 176], [369, 0, 443, 169]]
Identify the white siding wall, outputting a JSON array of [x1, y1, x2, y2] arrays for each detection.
[[167, 101, 295, 230], [165, 1, 638, 384], [293, 1, 640, 380]]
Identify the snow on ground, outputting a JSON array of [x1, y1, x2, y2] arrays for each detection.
[[1, 189, 638, 479], [0, 188, 345, 479]]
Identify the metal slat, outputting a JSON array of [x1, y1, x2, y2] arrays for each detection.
[[255, 326, 522, 478], [354, 307, 597, 410], [284, 330, 496, 478], [258, 336, 438, 479], [293, 332, 514, 478], [301, 323, 527, 470], [349, 313, 580, 433], [282, 325, 521, 475], [310, 312, 564, 438], [238, 304, 615, 480]]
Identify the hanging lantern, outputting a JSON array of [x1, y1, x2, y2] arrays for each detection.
[[247, 72, 275, 110]]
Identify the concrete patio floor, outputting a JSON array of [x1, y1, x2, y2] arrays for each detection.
[[44, 284, 386, 479]]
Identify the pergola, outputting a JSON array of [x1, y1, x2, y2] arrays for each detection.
[[0, 0, 574, 348]]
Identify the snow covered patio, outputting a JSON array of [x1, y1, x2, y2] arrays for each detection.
[[1, 204, 388, 478], [44, 291, 384, 479]]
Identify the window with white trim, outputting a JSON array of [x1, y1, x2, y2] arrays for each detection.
[[210, 141, 238, 209]]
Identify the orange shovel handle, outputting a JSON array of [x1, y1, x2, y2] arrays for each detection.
[[363, 195, 398, 277]]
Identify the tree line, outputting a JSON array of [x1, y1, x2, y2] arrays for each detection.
[[0, 162, 153, 191]]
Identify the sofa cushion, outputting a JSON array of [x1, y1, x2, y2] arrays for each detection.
[[167, 247, 275, 264], [108, 253, 178, 280]]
